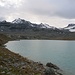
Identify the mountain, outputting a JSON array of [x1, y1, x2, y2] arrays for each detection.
[[1, 18, 75, 40], [12, 18, 57, 29], [12, 18, 26, 24], [64, 24, 75, 32], [0, 18, 62, 34], [0, 18, 70, 33]]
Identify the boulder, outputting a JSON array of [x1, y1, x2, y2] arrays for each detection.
[[46, 62, 60, 70]]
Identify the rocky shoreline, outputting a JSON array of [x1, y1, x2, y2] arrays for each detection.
[[0, 34, 64, 75]]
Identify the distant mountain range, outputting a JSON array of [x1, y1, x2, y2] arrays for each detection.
[[0, 18, 75, 32], [0, 18, 75, 40]]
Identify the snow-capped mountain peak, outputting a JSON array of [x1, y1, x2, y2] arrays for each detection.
[[12, 18, 57, 29], [38, 23, 48, 28], [12, 18, 26, 24], [64, 24, 75, 32], [38, 23, 56, 29]]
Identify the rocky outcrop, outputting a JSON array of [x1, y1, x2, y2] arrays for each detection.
[[46, 63, 63, 75], [46, 62, 60, 70]]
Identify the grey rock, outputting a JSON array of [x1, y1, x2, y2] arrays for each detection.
[[45, 67, 55, 75]]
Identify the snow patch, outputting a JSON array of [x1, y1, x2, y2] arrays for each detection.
[[69, 29, 75, 32], [12, 18, 26, 24], [39, 23, 56, 29], [64, 26, 75, 30]]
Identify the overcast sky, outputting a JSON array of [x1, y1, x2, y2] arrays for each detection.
[[0, 0, 75, 27]]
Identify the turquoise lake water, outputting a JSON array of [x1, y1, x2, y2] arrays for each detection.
[[6, 40, 75, 75]]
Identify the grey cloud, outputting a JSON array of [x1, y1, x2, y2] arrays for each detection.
[[0, 0, 21, 20], [0, 0, 75, 20], [0, 17, 5, 21], [24, 0, 75, 19]]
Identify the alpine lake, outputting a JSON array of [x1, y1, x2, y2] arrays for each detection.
[[6, 40, 75, 75]]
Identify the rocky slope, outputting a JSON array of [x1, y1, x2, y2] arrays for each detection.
[[0, 34, 10, 45]]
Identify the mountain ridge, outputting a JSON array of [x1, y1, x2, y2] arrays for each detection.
[[12, 18, 57, 29], [0, 18, 75, 40], [0, 18, 75, 32], [0, 18, 75, 34]]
